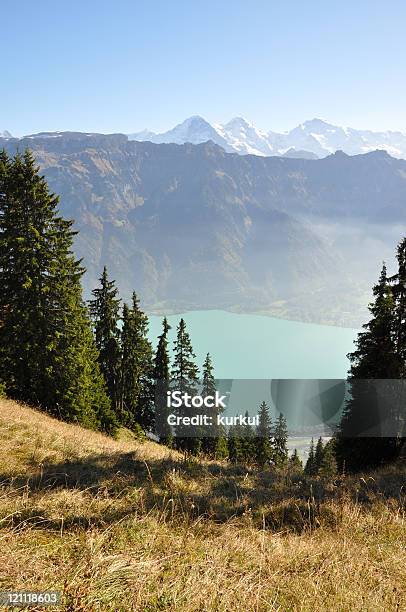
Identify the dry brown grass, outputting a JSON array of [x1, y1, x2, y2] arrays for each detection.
[[0, 398, 175, 469], [1, 399, 406, 611]]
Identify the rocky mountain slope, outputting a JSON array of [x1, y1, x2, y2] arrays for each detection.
[[2, 132, 406, 325]]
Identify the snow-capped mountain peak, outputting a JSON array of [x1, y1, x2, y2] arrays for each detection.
[[128, 115, 233, 151], [223, 116, 256, 130], [126, 117, 406, 160], [301, 117, 333, 129], [215, 116, 274, 155]]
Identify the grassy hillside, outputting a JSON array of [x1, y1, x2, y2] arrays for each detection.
[[1, 398, 406, 611]]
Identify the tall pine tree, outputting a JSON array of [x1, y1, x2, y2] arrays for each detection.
[[241, 410, 255, 463], [336, 263, 401, 470], [319, 439, 337, 479], [273, 413, 289, 467], [389, 240, 406, 447], [255, 401, 273, 467], [289, 448, 303, 473], [171, 318, 199, 453], [314, 437, 324, 472], [153, 317, 172, 445], [0, 150, 115, 432], [304, 438, 316, 476], [89, 267, 121, 412], [200, 353, 227, 458], [120, 293, 154, 431]]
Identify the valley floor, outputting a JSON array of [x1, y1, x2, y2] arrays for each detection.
[[0, 399, 405, 611]]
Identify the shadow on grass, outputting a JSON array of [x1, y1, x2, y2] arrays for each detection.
[[0, 449, 405, 533]]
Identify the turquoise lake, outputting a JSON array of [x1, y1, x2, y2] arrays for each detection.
[[147, 310, 358, 380]]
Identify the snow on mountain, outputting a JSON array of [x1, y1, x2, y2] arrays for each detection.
[[215, 117, 275, 156], [129, 116, 406, 159], [130, 115, 273, 156], [129, 116, 233, 152], [5, 118, 406, 159]]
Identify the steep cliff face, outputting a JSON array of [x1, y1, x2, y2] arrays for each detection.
[[2, 133, 405, 325]]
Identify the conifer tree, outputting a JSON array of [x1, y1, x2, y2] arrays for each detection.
[[389, 239, 406, 448], [171, 318, 199, 453], [153, 317, 172, 445], [89, 267, 121, 411], [227, 432, 238, 463], [200, 353, 227, 457], [289, 448, 303, 473], [314, 437, 324, 472], [255, 401, 273, 466], [0, 150, 10, 390], [0, 150, 115, 432], [273, 413, 289, 467], [228, 423, 244, 463], [241, 410, 255, 463], [319, 439, 337, 479], [304, 438, 316, 476], [118, 303, 133, 427], [393, 240, 406, 369], [336, 263, 401, 470], [200, 352, 216, 455], [215, 431, 229, 459], [120, 293, 154, 430]]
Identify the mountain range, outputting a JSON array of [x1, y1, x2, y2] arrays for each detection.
[[129, 116, 406, 159], [4, 117, 406, 159], [1, 131, 406, 326]]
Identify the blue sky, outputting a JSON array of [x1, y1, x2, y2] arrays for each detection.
[[2, 0, 406, 135]]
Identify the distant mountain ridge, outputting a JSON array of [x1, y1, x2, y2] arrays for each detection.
[[6, 116, 406, 160], [1, 132, 406, 326], [129, 116, 406, 159]]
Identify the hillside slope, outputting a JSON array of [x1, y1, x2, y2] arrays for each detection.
[[1, 399, 406, 610], [0, 398, 174, 476]]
